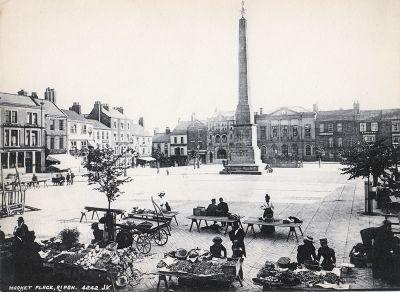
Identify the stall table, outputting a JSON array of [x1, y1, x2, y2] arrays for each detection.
[[243, 217, 303, 242], [80, 206, 125, 222], [186, 215, 243, 234], [129, 211, 179, 226]]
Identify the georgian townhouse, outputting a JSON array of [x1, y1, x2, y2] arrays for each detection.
[[90, 119, 111, 150], [170, 120, 191, 166], [32, 98, 68, 156], [86, 101, 134, 155], [152, 128, 171, 157], [0, 92, 45, 174], [62, 105, 94, 156]]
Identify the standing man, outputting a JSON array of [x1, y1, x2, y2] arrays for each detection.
[[372, 220, 395, 279], [229, 221, 246, 257], [316, 238, 336, 271], [70, 171, 75, 185]]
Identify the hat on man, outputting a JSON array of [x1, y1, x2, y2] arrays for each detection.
[[17, 216, 24, 222], [304, 236, 314, 243], [91, 222, 99, 229], [319, 238, 328, 244], [158, 192, 166, 197], [213, 236, 223, 244]]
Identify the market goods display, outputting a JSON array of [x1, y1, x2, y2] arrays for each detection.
[[320, 272, 340, 284], [253, 259, 345, 289], [157, 248, 240, 286], [296, 270, 320, 283], [41, 241, 143, 288]]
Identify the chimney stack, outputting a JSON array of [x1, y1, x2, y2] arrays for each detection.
[[191, 112, 196, 121], [259, 107, 263, 115], [31, 92, 38, 99], [44, 87, 56, 103], [154, 127, 159, 135], [138, 117, 144, 127], [17, 89, 27, 96], [166, 127, 171, 134], [69, 102, 82, 115], [103, 104, 109, 111], [313, 103, 319, 113]]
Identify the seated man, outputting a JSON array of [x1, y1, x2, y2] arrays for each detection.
[[217, 197, 229, 215], [206, 198, 218, 216], [210, 236, 227, 258], [91, 223, 103, 244]]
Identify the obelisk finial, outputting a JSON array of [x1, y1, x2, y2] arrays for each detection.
[[241, 0, 246, 18]]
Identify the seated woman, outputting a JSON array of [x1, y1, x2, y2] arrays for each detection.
[[210, 236, 227, 258]]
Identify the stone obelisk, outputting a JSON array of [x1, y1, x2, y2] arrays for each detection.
[[221, 1, 262, 175]]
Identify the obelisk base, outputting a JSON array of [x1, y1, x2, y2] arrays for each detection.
[[220, 163, 261, 175]]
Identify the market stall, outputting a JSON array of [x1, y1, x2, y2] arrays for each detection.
[[40, 240, 143, 289], [253, 258, 350, 290], [155, 248, 243, 291]]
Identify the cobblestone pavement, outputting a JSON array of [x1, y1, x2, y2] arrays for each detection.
[[1, 163, 398, 291]]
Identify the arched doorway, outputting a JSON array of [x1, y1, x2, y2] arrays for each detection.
[[217, 148, 227, 159], [209, 152, 213, 163]]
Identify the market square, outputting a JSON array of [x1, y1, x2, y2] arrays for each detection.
[[1, 0, 399, 290], [0, 163, 397, 290]]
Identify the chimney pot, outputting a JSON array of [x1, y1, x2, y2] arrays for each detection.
[[259, 107, 263, 115]]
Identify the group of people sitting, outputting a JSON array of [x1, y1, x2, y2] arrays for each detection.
[[297, 236, 336, 271], [206, 197, 229, 216]]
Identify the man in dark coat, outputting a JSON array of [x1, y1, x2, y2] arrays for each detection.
[[206, 198, 218, 216], [217, 197, 229, 215], [229, 221, 246, 257], [317, 238, 336, 271], [297, 236, 317, 265], [91, 223, 103, 244], [372, 220, 395, 279], [14, 217, 28, 242]]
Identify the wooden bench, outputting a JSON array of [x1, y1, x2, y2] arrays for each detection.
[[243, 217, 303, 242], [186, 215, 243, 234], [80, 206, 125, 222]]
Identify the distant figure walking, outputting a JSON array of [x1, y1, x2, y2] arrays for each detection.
[[66, 172, 71, 185], [166, 169, 169, 176], [70, 172, 75, 184]]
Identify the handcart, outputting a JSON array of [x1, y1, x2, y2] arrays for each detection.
[[118, 196, 172, 254]]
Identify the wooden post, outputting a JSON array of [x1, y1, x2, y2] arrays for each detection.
[[0, 163, 5, 212], [15, 166, 25, 214]]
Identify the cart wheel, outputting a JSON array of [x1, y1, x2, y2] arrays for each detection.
[[153, 229, 168, 246], [136, 234, 151, 254]]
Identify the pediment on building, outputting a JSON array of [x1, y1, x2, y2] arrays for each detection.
[[268, 106, 310, 116]]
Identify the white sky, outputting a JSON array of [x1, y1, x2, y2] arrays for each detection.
[[0, 0, 399, 131]]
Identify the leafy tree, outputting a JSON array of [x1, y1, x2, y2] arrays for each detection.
[[84, 148, 132, 210], [341, 139, 393, 187]]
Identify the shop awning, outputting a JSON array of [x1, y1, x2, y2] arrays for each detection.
[[46, 154, 82, 170], [137, 156, 156, 162]]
